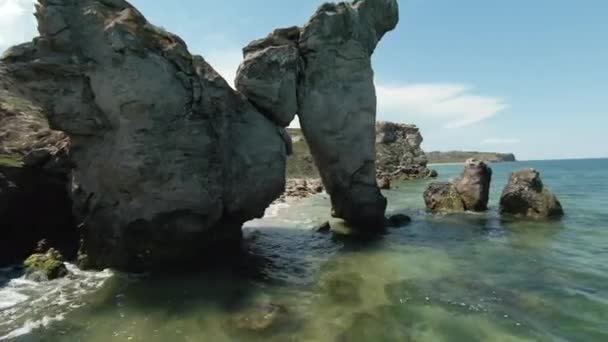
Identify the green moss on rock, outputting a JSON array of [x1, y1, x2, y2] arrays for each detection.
[[0, 154, 23, 167], [24, 248, 68, 280]]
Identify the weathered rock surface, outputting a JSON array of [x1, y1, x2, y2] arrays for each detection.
[[235, 27, 300, 127], [424, 159, 492, 212], [2, 0, 287, 270], [239, 0, 400, 228], [453, 159, 492, 211], [278, 178, 324, 202], [423, 182, 466, 212], [296, 0, 398, 228], [376, 122, 436, 180], [500, 168, 564, 219]]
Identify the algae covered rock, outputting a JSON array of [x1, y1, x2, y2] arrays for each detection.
[[499, 168, 564, 219], [226, 303, 291, 334], [24, 248, 68, 280]]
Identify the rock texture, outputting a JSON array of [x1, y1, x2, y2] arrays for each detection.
[[376, 122, 436, 180], [237, 0, 399, 228], [423, 182, 465, 212], [453, 159, 493, 211], [499, 168, 564, 219], [424, 159, 492, 212], [2, 0, 288, 270], [235, 27, 300, 127]]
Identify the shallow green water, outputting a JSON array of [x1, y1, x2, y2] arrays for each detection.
[[1, 159, 607, 341]]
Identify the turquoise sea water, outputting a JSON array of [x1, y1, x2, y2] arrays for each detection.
[[1, 159, 607, 341]]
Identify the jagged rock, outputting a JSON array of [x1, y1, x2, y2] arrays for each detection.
[[424, 159, 492, 212], [453, 159, 492, 211], [499, 168, 564, 219], [423, 182, 465, 211], [296, 0, 398, 228], [235, 27, 300, 127], [376, 122, 436, 180], [2, 0, 287, 270], [24, 248, 69, 281]]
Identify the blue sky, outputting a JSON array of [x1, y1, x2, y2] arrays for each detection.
[[1, 0, 607, 160]]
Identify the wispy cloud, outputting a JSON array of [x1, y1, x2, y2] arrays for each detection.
[[376, 83, 507, 128], [481, 138, 521, 145], [0, 0, 36, 53]]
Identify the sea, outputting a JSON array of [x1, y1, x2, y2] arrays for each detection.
[[1, 158, 607, 341]]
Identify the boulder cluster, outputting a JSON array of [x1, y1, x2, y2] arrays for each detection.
[[0, 0, 399, 270], [424, 160, 564, 219]]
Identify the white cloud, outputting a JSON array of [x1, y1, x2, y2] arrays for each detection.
[[481, 138, 521, 145], [0, 0, 37, 53], [376, 83, 507, 128]]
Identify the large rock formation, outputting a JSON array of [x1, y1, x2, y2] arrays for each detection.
[[499, 168, 564, 219], [0, 68, 77, 266], [375, 122, 436, 180], [237, 0, 399, 228], [424, 159, 492, 212], [2, 0, 288, 270]]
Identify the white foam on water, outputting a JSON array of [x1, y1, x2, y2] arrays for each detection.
[[0, 263, 113, 340], [263, 202, 290, 218]]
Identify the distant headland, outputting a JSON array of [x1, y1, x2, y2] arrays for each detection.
[[427, 151, 517, 164]]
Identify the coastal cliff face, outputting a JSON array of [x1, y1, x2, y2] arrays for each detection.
[[237, 0, 399, 228], [2, 0, 287, 270], [427, 151, 516, 164], [375, 122, 436, 180], [1, 0, 397, 269], [287, 123, 435, 181]]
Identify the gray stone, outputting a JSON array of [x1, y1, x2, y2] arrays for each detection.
[[235, 27, 300, 127], [296, 0, 398, 228], [453, 159, 492, 211], [3, 0, 287, 270], [499, 168, 564, 219]]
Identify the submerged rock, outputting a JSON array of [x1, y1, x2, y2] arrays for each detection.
[[226, 303, 290, 333], [2, 0, 287, 270], [423, 182, 466, 212], [24, 248, 69, 280], [499, 169, 564, 219], [386, 214, 412, 227], [297, 0, 398, 229], [320, 272, 364, 305], [423, 159, 492, 212]]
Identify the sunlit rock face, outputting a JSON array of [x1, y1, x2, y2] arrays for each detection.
[[500, 168, 564, 219], [237, 0, 399, 229], [2, 0, 287, 270]]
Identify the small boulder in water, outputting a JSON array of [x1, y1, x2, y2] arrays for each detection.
[[378, 176, 391, 190], [386, 214, 412, 227], [23, 248, 68, 280], [499, 168, 564, 219], [314, 221, 332, 233], [227, 303, 289, 333]]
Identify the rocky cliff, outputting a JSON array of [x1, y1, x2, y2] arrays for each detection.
[[427, 151, 516, 164], [287, 123, 436, 181], [1, 0, 397, 269], [2, 0, 288, 270]]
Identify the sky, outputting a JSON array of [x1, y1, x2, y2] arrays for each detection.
[[1, 0, 607, 160]]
